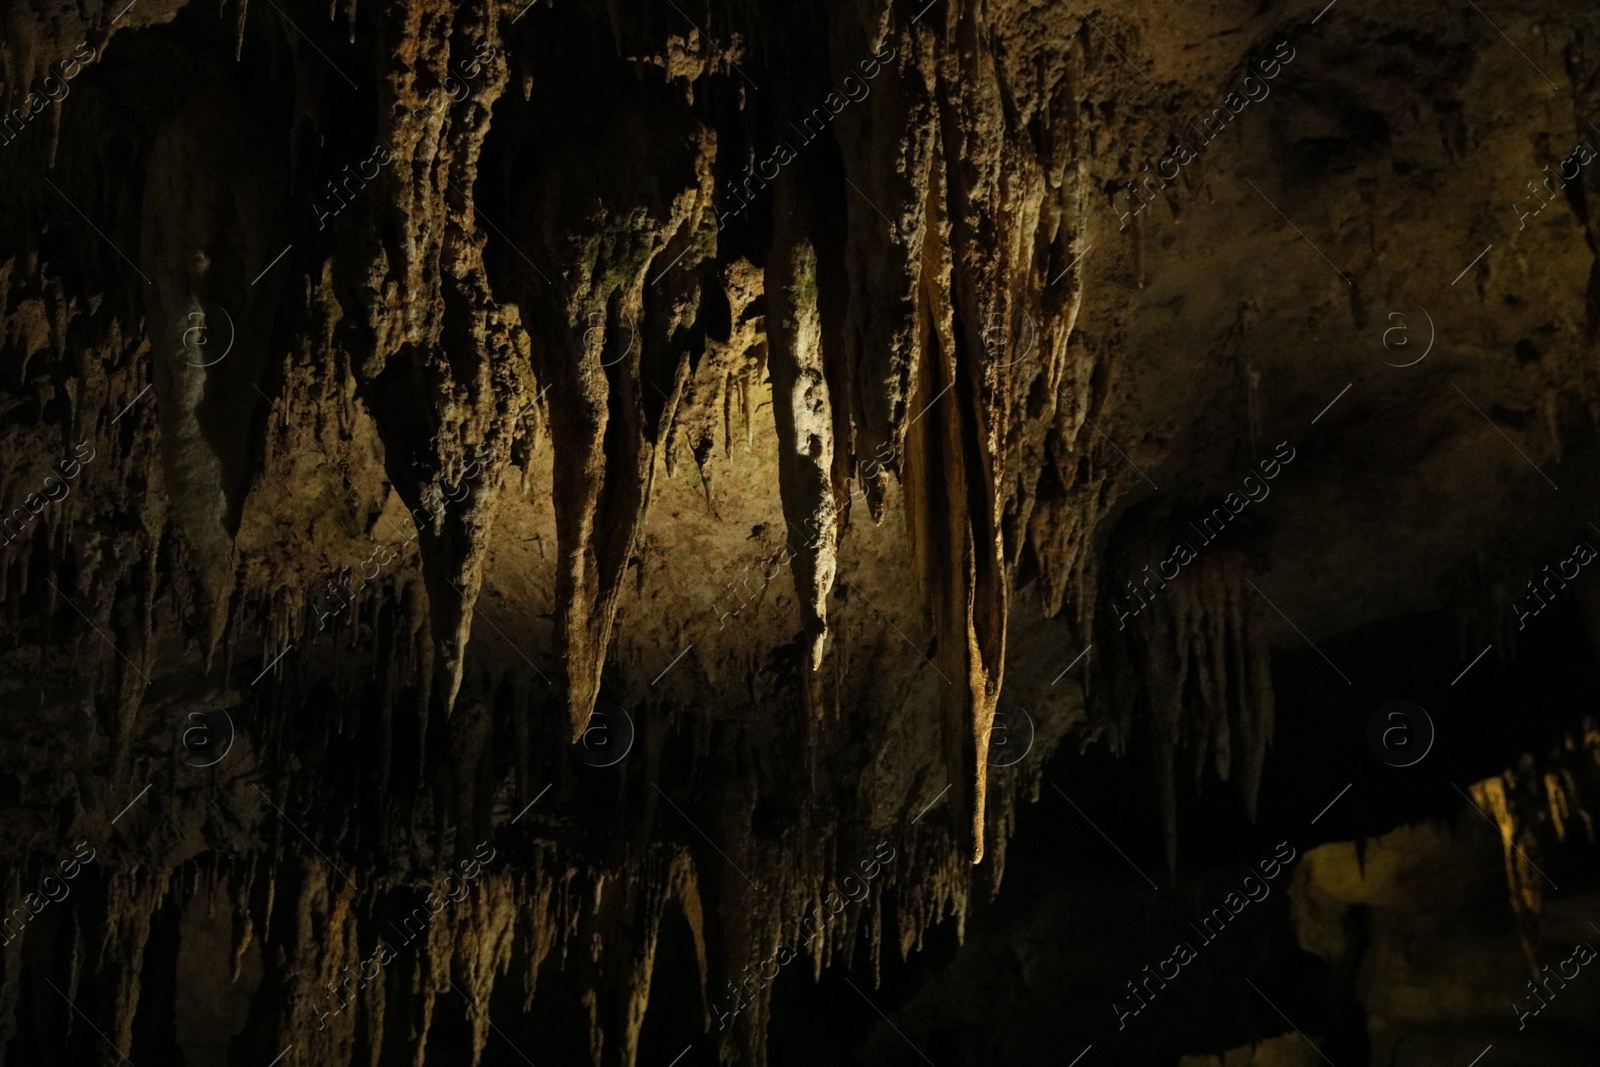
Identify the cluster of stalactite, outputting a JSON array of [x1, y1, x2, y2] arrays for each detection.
[[1471, 716, 1600, 952], [2, 0, 1496, 1063], [0, 0, 1109, 1061], [1096, 548, 1276, 876]]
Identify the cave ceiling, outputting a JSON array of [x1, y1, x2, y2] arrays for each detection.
[[1, 0, 1599, 1064]]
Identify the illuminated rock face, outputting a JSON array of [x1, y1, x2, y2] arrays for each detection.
[[1, 0, 1599, 1064]]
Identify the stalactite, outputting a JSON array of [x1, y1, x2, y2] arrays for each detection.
[[1472, 774, 1542, 946], [1118, 550, 1275, 875], [0, 1, 1470, 1063], [232, 866, 255, 984], [94, 866, 174, 1059], [512, 80, 720, 739], [1469, 721, 1600, 947], [765, 180, 838, 686], [0, 895, 18, 1060]]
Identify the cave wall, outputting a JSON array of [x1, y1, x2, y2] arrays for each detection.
[[1, 0, 1599, 1064]]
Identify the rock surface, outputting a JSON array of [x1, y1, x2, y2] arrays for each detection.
[[1, 0, 1599, 1064]]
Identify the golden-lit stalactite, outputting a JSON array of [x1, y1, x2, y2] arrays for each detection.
[[765, 172, 838, 691], [1470, 721, 1600, 959], [506, 26, 720, 738], [348, 1, 531, 717], [878, 0, 1091, 864], [829, 4, 938, 523]]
